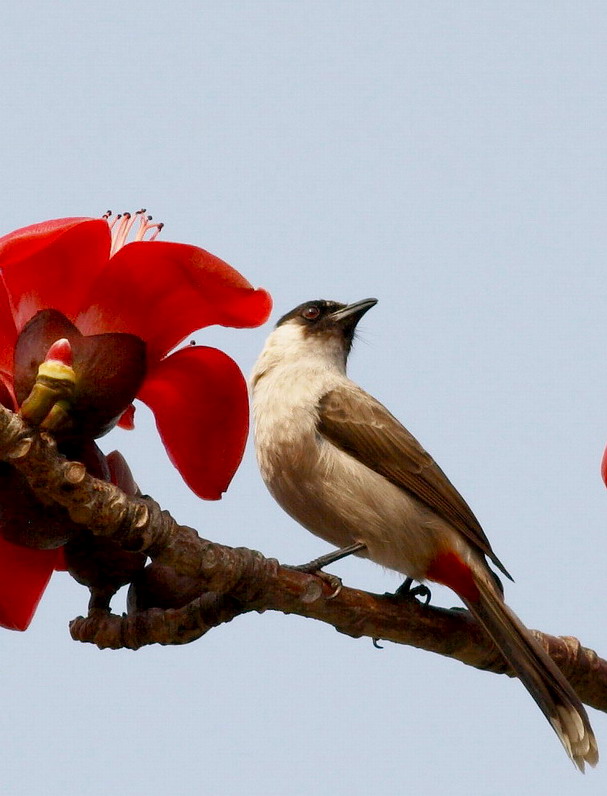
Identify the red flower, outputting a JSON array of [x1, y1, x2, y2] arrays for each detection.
[[0, 212, 272, 630]]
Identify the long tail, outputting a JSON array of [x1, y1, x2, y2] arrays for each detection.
[[462, 574, 598, 771]]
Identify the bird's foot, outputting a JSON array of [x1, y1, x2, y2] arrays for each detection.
[[286, 564, 342, 598], [313, 571, 344, 598], [288, 542, 367, 599], [391, 577, 432, 605]]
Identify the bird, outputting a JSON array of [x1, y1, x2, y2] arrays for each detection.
[[250, 297, 598, 771]]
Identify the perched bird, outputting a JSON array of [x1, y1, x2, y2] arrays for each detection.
[[251, 297, 598, 771]]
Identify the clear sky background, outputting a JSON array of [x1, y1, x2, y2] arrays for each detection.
[[1, 2, 607, 794]]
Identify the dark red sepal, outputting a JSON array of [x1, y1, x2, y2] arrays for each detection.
[[14, 309, 146, 440]]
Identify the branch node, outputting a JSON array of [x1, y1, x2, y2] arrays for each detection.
[[5, 436, 33, 459], [299, 578, 324, 604], [64, 461, 86, 484]]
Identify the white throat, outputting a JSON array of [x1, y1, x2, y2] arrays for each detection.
[[250, 321, 347, 391]]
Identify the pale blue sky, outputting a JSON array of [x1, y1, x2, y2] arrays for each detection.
[[1, 2, 607, 794]]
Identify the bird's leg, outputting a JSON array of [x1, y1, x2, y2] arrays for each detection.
[[288, 542, 367, 598], [393, 576, 432, 605], [292, 542, 367, 573]]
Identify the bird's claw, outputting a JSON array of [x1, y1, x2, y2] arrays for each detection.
[[286, 563, 343, 599], [287, 542, 366, 599], [315, 571, 343, 599], [392, 577, 432, 605]]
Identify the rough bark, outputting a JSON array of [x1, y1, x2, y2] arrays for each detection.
[[0, 403, 605, 714]]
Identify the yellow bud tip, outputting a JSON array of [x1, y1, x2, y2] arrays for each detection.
[[37, 360, 76, 383]]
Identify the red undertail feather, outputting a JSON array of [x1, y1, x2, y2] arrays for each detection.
[[426, 551, 480, 603]]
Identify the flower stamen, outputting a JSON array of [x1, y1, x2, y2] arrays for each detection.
[[105, 209, 163, 256], [134, 212, 164, 243]]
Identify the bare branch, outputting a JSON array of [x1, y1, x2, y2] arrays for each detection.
[[0, 403, 606, 713]]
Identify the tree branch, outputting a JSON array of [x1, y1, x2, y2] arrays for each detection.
[[0, 403, 605, 713]]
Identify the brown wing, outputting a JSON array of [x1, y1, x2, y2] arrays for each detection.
[[317, 386, 512, 581]]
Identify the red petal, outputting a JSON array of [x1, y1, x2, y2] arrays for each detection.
[[77, 241, 272, 360], [117, 404, 136, 430], [0, 371, 16, 410], [601, 445, 607, 487], [138, 346, 250, 499], [0, 538, 61, 630], [0, 217, 93, 264], [0, 218, 110, 331], [0, 278, 17, 375]]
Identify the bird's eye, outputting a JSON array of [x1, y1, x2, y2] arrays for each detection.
[[302, 306, 320, 321]]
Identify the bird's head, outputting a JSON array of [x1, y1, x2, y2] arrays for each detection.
[[276, 298, 378, 357], [251, 298, 378, 387]]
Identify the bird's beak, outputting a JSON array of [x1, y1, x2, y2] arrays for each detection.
[[329, 298, 378, 328]]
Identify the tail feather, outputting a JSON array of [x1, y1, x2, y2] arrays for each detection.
[[463, 575, 598, 771]]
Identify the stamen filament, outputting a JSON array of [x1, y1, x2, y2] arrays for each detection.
[[104, 209, 163, 255]]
